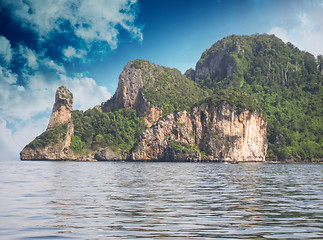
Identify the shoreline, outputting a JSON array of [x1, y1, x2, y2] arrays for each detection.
[[20, 158, 323, 163]]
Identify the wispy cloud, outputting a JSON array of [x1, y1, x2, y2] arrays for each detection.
[[299, 13, 310, 27], [0, 0, 141, 159], [0, 37, 111, 159], [0, 36, 12, 65], [0, 116, 48, 160], [269, 4, 323, 57], [2, 0, 143, 50], [19, 45, 39, 70], [0, 42, 111, 120], [62, 46, 87, 61]]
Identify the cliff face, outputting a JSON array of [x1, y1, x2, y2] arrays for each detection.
[[101, 60, 207, 127], [21, 61, 268, 162], [47, 86, 73, 130], [186, 37, 241, 81], [101, 61, 162, 127], [132, 102, 267, 162], [184, 34, 322, 161], [101, 62, 143, 111], [20, 86, 75, 160]]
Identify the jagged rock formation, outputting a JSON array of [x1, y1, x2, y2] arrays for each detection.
[[21, 35, 285, 162], [20, 68, 268, 162], [101, 61, 162, 127], [94, 149, 122, 161], [101, 60, 206, 127], [47, 86, 73, 130], [132, 102, 267, 162], [20, 122, 75, 160], [20, 86, 77, 160], [101, 61, 143, 111], [185, 37, 241, 81]]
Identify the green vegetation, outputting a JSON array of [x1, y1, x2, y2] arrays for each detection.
[[25, 123, 68, 149], [168, 141, 200, 155], [133, 59, 210, 116], [199, 90, 263, 114], [71, 108, 146, 154], [194, 34, 322, 160]]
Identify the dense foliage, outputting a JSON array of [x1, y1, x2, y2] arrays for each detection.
[[71, 108, 146, 154], [194, 34, 322, 160], [133, 59, 210, 116], [199, 90, 263, 114], [25, 123, 68, 149]]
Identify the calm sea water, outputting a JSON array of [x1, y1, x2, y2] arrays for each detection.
[[0, 160, 322, 239]]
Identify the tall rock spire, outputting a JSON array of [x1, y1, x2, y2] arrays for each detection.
[[47, 86, 73, 130]]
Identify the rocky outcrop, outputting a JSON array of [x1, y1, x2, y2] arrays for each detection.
[[101, 62, 143, 112], [20, 122, 75, 160], [20, 86, 77, 160], [186, 37, 241, 81], [20, 64, 268, 162], [47, 86, 73, 130], [94, 148, 122, 161], [101, 61, 162, 127], [132, 102, 267, 162]]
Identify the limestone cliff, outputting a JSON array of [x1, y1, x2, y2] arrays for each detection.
[[47, 86, 73, 130], [101, 61, 162, 127], [20, 86, 75, 160], [20, 63, 268, 162], [186, 36, 241, 81], [101, 60, 206, 127], [132, 102, 267, 162]]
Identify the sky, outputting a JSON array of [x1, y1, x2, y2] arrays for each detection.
[[0, 0, 322, 160]]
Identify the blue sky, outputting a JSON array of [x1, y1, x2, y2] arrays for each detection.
[[0, 0, 322, 159]]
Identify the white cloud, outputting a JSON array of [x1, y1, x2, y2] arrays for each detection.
[[2, 0, 143, 50], [0, 43, 112, 159], [269, 9, 323, 57], [0, 56, 111, 121], [66, 75, 111, 110], [0, 35, 12, 65], [0, 116, 48, 160], [19, 45, 39, 70], [0, 0, 131, 160], [62, 46, 87, 61], [41, 58, 66, 74], [0, 65, 18, 84], [0, 118, 17, 160], [269, 27, 290, 43], [299, 13, 310, 27]]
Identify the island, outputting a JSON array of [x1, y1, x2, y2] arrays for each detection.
[[21, 34, 322, 162]]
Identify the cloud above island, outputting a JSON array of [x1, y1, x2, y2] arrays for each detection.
[[0, 39, 112, 158], [0, 0, 143, 159], [269, 3, 323, 57]]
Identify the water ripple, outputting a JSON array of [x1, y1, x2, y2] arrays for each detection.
[[0, 161, 322, 239]]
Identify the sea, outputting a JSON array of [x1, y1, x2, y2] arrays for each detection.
[[0, 160, 322, 239]]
